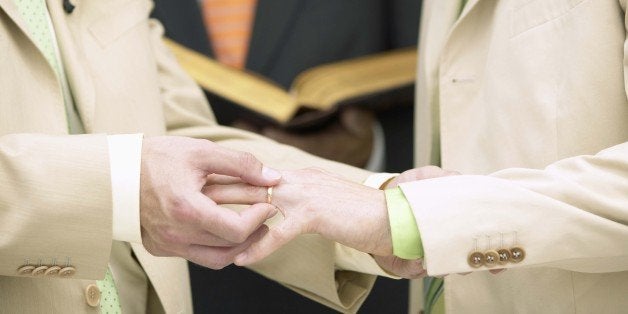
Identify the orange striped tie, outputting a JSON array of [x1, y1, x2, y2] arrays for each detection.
[[201, 0, 258, 69]]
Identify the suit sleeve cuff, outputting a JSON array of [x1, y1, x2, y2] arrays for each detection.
[[334, 244, 399, 278], [107, 134, 143, 244], [385, 187, 423, 259]]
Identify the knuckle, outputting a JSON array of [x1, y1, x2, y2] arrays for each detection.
[[169, 197, 196, 223]]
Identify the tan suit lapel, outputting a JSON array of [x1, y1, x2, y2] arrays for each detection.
[[422, 0, 483, 69], [0, 0, 55, 69], [413, 0, 462, 167], [0, 0, 37, 44], [45, 0, 96, 132]]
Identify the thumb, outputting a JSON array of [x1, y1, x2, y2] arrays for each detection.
[[202, 144, 282, 186]]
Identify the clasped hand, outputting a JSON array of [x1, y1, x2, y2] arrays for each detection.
[[139, 136, 281, 269], [203, 166, 459, 278], [139, 137, 469, 278]]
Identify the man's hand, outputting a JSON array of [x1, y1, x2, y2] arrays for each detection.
[[203, 169, 392, 265], [139, 136, 281, 269], [367, 166, 459, 278]]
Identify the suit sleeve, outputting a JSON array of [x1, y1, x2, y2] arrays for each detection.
[[0, 134, 112, 280], [400, 142, 628, 276], [146, 18, 379, 313]]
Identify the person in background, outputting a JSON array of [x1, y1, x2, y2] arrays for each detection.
[[152, 0, 421, 312]]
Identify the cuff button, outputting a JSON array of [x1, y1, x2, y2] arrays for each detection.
[[31, 266, 48, 276], [467, 251, 485, 268], [17, 265, 35, 276], [510, 247, 526, 263], [85, 284, 101, 307], [497, 249, 511, 265], [44, 266, 61, 276], [59, 266, 76, 277]]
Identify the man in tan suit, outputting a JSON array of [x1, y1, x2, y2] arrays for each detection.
[[205, 0, 628, 313], [0, 0, 399, 312], [409, 0, 628, 312]]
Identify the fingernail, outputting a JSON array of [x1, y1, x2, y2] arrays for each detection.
[[266, 207, 279, 219], [262, 166, 281, 181]]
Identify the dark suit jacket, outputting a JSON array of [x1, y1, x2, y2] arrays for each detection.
[[152, 1, 421, 312]]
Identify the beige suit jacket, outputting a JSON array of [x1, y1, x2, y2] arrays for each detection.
[[0, 0, 379, 313], [407, 0, 628, 313]]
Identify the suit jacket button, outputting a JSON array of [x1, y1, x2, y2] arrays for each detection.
[[467, 251, 485, 268], [44, 266, 61, 276], [510, 247, 526, 263], [31, 265, 48, 276], [85, 284, 101, 307], [17, 265, 35, 275], [59, 266, 76, 277]]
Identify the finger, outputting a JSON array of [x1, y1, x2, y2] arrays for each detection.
[[199, 143, 282, 186], [234, 219, 300, 266], [185, 225, 269, 270], [206, 173, 243, 185], [193, 194, 277, 243], [202, 183, 266, 205], [189, 230, 238, 247]]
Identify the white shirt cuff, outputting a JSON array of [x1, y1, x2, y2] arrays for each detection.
[[107, 134, 143, 244], [363, 172, 399, 189]]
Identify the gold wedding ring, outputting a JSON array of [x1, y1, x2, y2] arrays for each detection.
[[267, 186, 273, 204]]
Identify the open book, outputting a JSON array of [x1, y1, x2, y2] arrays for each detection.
[[164, 38, 417, 129]]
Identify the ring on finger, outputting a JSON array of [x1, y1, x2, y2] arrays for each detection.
[[267, 186, 273, 204]]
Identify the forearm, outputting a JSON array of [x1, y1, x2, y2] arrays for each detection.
[[403, 141, 628, 276], [0, 134, 113, 279]]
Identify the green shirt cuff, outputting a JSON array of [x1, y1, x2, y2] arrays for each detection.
[[385, 187, 423, 259]]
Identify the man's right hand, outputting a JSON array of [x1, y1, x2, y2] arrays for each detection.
[[139, 136, 281, 269]]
